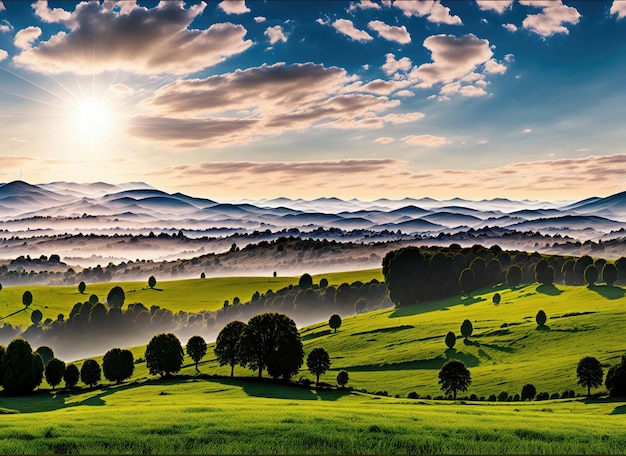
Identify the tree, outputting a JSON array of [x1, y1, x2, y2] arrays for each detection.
[[35, 346, 54, 367], [492, 293, 501, 305], [536, 310, 547, 327], [200, 272, 206, 279], [145, 333, 184, 377], [78, 281, 86, 294], [102, 348, 134, 384], [603, 263, 618, 287], [89, 294, 98, 305], [64, 363, 80, 389], [299, 273, 313, 290], [22, 290, 33, 307], [320, 278, 328, 288], [1, 338, 44, 395], [329, 314, 342, 333], [445, 331, 456, 349], [577, 356, 603, 397], [31, 309, 43, 326], [238, 313, 303, 380], [337, 370, 349, 388], [438, 359, 471, 400], [107, 286, 125, 309], [148, 275, 157, 289], [606, 354, 626, 397], [307, 347, 331, 387], [186, 336, 207, 372], [80, 359, 101, 388], [458, 268, 475, 297], [584, 265, 599, 287], [460, 319, 473, 340], [506, 265, 522, 289], [45, 358, 65, 390], [521, 383, 536, 401], [215, 321, 246, 377], [354, 298, 367, 314]]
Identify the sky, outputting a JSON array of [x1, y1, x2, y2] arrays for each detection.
[[0, 0, 625, 201]]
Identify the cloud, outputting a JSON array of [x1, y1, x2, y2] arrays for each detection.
[[0, 1, 4, 11], [14, 26, 42, 50], [401, 134, 448, 147], [0, 49, 7, 62], [409, 34, 502, 97], [265, 25, 287, 44], [382, 53, 412, 76], [332, 19, 373, 42], [0, 19, 13, 33], [367, 20, 410, 44], [610, 1, 626, 19], [111, 83, 134, 96], [375, 137, 396, 144], [520, 0, 581, 37], [132, 62, 414, 147], [476, 0, 513, 13], [218, 0, 250, 15], [350, 0, 381, 10], [14, 1, 252, 75], [254, 16, 266, 23], [393, 0, 462, 25], [503, 23, 518, 32], [523, 128, 532, 133]]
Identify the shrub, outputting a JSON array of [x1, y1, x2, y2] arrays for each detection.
[[513, 393, 520, 401], [550, 392, 560, 399], [329, 314, 342, 333], [521, 383, 536, 401], [445, 331, 456, 349], [536, 310, 547, 327], [469, 393, 477, 401], [408, 391, 419, 399], [498, 391, 509, 402], [488, 394, 497, 402], [336, 370, 349, 388]]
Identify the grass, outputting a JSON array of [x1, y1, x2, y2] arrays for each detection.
[[0, 269, 383, 327]]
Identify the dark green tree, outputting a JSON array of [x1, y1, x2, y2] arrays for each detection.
[[31, 309, 43, 326], [329, 314, 342, 333], [35, 346, 54, 366], [107, 286, 125, 309], [337, 370, 349, 388], [536, 310, 547, 327], [89, 294, 98, 305], [576, 356, 603, 397], [299, 273, 313, 290], [22, 290, 33, 307], [267, 329, 305, 382], [78, 281, 86, 294], [445, 331, 456, 349], [215, 320, 246, 377], [64, 363, 80, 389], [148, 275, 157, 289], [506, 265, 522, 289], [45, 358, 66, 390], [145, 333, 184, 377], [354, 298, 367, 314], [1, 338, 44, 395], [186, 335, 207, 372], [602, 263, 618, 287], [320, 278, 328, 288], [521, 383, 536, 401], [606, 354, 626, 397], [307, 347, 331, 387], [584, 265, 599, 287], [458, 268, 475, 297], [492, 293, 501, 305], [80, 359, 101, 388], [382, 247, 427, 306], [438, 359, 471, 400], [460, 319, 473, 340], [102, 348, 134, 384]]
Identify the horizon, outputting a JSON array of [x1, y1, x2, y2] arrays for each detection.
[[0, 1, 625, 200]]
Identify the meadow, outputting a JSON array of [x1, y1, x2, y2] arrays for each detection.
[[1, 274, 626, 453]]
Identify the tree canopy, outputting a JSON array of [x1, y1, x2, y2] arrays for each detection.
[[215, 320, 246, 377], [1, 338, 43, 395], [80, 359, 101, 388], [307, 347, 331, 387], [329, 314, 342, 333], [438, 359, 471, 400], [45, 358, 65, 390], [103, 348, 134, 384], [145, 333, 184, 377], [186, 335, 207, 372], [577, 356, 603, 397]]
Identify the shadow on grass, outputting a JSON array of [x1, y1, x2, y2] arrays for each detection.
[[610, 405, 626, 415], [445, 349, 480, 367], [535, 325, 550, 331], [351, 325, 414, 337], [588, 285, 626, 300], [390, 294, 484, 318], [536, 284, 562, 296], [302, 329, 332, 341], [210, 377, 351, 401]]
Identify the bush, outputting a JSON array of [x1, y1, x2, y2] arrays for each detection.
[[513, 393, 520, 401], [498, 391, 509, 402], [336, 370, 349, 388], [536, 310, 547, 327], [445, 331, 456, 349], [408, 391, 419, 399], [536, 392, 549, 400], [550, 392, 560, 399], [521, 383, 536, 401], [102, 348, 134, 384], [469, 393, 477, 401], [488, 394, 497, 402]]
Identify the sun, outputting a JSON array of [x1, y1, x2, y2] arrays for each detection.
[[75, 99, 112, 140]]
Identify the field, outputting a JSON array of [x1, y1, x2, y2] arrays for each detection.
[[0, 269, 383, 327], [1, 275, 626, 453]]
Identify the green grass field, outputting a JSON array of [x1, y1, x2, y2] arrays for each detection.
[[1, 276, 626, 453], [0, 269, 383, 327]]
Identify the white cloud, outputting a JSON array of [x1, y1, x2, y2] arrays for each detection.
[[332, 19, 373, 42], [576, 147, 590, 152], [520, 0, 581, 37], [523, 128, 532, 133], [478, 139, 489, 144], [14, 2, 252, 75], [395, 89, 414, 97], [218, 0, 250, 15], [316, 18, 329, 26], [503, 23, 518, 32], [505, 53, 514, 62], [401, 134, 448, 147], [476, 0, 513, 13], [346, 79, 411, 95], [0, 19, 13, 33], [610, 1, 626, 19], [375, 137, 395, 144], [350, 0, 381, 10], [0, 49, 7, 62], [382, 112, 424, 124], [393, 0, 462, 25], [254, 16, 266, 23], [14, 26, 42, 50], [111, 83, 134, 96], [484, 59, 507, 74], [367, 20, 411, 44], [265, 25, 287, 44], [381, 53, 412, 76], [0, 1, 4, 11]]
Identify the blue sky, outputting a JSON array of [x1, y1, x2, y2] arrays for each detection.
[[0, 0, 625, 201]]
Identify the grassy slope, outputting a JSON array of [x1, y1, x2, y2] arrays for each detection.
[[0, 269, 383, 327]]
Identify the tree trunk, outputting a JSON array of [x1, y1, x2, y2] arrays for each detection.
[[230, 363, 234, 378], [316, 373, 320, 387], [453, 389, 457, 400], [334, 328, 337, 333], [258, 367, 262, 378], [195, 362, 199, 373], [588, 384, 591, 397]]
